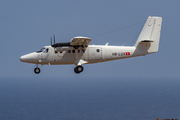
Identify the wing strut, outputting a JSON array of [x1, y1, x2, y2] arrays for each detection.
[[75, 50, 78, 60]]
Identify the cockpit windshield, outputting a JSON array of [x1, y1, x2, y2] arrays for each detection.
[[36, 48, 46, 53]]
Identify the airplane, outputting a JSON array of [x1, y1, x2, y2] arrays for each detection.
[[20, 16, 162, 74]]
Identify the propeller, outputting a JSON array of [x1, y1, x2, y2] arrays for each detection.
[[51, 36, 52, 46], [53, 34, 55, 44], [51, 34, 56, 47], [51, 35, 57, 53]]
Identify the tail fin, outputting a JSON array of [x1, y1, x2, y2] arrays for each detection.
[[134, 16, 162, 54]]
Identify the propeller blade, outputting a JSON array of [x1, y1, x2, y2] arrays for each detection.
[[51, 36, 52, 46], [53, 34, 55, 44]]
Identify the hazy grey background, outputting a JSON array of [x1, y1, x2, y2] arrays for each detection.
[[0, 0, 179, 77]]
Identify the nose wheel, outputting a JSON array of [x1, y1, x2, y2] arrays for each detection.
[[74, 66, 84, 74], [34, 67, 40, 74]]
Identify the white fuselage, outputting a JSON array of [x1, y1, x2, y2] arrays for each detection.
[[20, 45, 145, 66]]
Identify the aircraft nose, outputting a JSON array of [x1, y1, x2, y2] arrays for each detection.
[[20, 52, 39, 63], [20, 55, 27, 62]]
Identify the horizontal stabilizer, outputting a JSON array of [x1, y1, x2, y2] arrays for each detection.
[[140, 40, 154, 42]]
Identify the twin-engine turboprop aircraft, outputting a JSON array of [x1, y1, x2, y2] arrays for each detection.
[[20, 16, 162, 74]]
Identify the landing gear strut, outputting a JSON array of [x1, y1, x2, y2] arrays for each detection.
[[34, 65, 41, 74], [74, 66, 84, 74]]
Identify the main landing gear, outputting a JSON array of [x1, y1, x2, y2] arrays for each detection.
[[74, 65, 84, 74]]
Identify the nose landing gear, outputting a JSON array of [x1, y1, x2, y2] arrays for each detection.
[[34, 64, 41, 74], [74, 65, 84, 74], [34, 68, 40, 74]]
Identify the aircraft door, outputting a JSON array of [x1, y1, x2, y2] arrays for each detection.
[[95, 48, 102, 60], [88, 47, 102, 60], [41, 48, 49, 59], [88, 48, 95, 60]]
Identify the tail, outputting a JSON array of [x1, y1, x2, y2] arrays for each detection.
[[134, 16, 162, 54]]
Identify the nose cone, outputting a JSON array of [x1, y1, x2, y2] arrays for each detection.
[[20, 52, 39, 63], [20, 55, 27, 62]]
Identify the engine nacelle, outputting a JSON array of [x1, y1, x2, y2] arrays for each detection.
[[55, 46, 74, 52]]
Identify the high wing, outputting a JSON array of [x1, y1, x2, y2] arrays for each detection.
[[70, 36, 91, 48]]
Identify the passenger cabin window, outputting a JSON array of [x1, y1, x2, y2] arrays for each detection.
[[68, 49, 85, 53], [68, 50, 71, 53], [97, 49, 100, 52]]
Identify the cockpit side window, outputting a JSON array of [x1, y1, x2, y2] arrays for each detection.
[[44, 48, 49, 53]]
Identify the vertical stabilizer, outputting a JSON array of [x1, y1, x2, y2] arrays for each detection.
[[134, 16, 162, 54]]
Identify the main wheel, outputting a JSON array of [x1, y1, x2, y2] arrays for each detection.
[[34, 68, 40, 74], [74, 66, 84, 74]]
